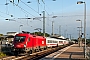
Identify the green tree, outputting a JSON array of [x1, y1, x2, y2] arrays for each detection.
[[0, 34, 3, 36], [31, 32, 50, 37]]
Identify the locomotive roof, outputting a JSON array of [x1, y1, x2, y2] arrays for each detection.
[[46, 37, 67, 40], [16, 33, 33, 36], [16, 33, 45, 38]]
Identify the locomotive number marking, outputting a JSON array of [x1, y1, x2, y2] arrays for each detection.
[[42, 41, 44, 44]]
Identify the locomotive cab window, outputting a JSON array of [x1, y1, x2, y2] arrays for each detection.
[[14, 36, 26, 42]]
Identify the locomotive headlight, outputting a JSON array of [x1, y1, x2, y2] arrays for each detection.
[[13, 44, 14, 46], [11, 44, 14, 47], [24, 44, 26, 47], [12, 44, 14, 46]]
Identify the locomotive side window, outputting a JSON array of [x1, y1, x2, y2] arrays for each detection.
[[14, 36, 26, 42], [28, 37, 30, 42]]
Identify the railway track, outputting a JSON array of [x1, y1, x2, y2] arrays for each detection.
[[0, 44, 71, 60]]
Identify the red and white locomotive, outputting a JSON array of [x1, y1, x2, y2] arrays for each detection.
[[11, 31, 69, 54], [12, 31, 46, 54]]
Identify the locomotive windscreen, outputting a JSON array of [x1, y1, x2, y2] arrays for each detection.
[[14, 36, 26, 42]]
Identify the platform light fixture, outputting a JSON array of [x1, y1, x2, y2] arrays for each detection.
[[77, 1, 86, 58]]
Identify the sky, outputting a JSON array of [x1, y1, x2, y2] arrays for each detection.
[[0, 0, 90, 39]]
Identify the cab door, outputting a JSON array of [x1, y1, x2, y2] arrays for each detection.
[[26, 37, 31, 48]]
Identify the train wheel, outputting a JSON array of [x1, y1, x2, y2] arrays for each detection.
[[34, 49, 36, 52], [13, 51, 18, 56], [57, 44, 58, 47], [39, 48, 42, 51], [32, 49, 35, 53], [44, 46, 47, 50], [29, 50, 32, 54]]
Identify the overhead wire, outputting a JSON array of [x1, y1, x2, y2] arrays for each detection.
[[6, 0, 9, 14], [0, 10, 12, 17], [6, 0, 90, 27], [41, 0, 50, 16], [14, 3, 34, 17], [38, 0, 51, 27], [7, 19, 31, 25], [8, 0, 42, 21], [5, 17, 37, 29], [5, 0, 43, 29], [0, 0, 14, 18], [0, 0, 29, 27], [37, 0, 40, 14], [8, 0, 54, 22], [0, 15, 6, 18], [20, 0, 40, 15]]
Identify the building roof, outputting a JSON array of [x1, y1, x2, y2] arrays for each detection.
[[7, 32, 19, 36]]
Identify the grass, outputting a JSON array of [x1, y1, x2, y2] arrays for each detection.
[[0, 52, 6, 58]]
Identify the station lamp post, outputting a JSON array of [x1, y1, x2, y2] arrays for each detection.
[[76, 20, 82, 47], [76, 20, 82, 35], [52, 16, 57, 36], [77, 27, 81, 47], [19, 25, 23, 33], [59, 25, 61, 36], [77, 1, 86, 58]]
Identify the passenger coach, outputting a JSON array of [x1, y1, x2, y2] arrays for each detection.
[[46, 37, 58, 47], [46, 37, 69, 47]]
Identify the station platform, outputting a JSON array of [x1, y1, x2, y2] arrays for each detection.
[[40, 44, 86, 60], [54, 44, 86, 60]]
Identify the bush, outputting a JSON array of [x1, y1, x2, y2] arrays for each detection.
[[0, 52, 6, 58]]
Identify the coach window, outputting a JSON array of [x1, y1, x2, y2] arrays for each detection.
[[53, 41, 54, 43], [64, 41, 66, 43], [53, 41, 55, 43], [47, 40, 49, 43], [48, 40, 50, 43], [59, 41, 63, 43], [51, 40, 52, 43], [48, 40, 52, 43], [55, 41, 57, 43]]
